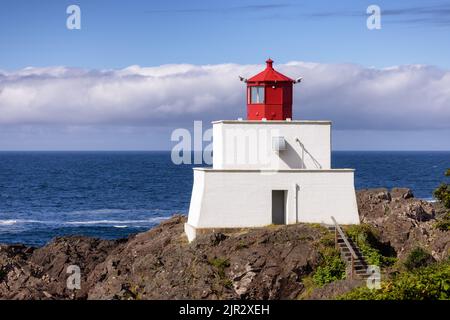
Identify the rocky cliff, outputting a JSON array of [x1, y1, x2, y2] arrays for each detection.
[[0, 188, 448, 300]]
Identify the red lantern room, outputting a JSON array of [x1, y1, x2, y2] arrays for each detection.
[[244, 59, 299, 121]]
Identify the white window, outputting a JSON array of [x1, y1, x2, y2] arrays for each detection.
[[250, 86, 265, 104]]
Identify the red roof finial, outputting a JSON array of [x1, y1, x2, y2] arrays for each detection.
[[247, 59, 294, 82]]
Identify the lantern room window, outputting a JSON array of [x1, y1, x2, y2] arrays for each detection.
[[250, 86, 265, 104]]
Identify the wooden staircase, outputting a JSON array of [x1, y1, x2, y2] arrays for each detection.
[[329, 217, 369, 280]]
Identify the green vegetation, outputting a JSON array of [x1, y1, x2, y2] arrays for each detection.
[[235, 240, 248, 250], [404, 247, 435, 271], [208, 257, 233, 289], [434, 184, 450, 209], [345, 224, 397, 267], [340, 260, 450, 300], [318, 232, 335, 247], [298, 276, 316, 299], [433, 169, 450, 209], [312, 247, 346, 286], [209, 257, 230, 278], [435, 213, 450, 231], [309, 223, 329, 232], [433, 169, 450, 231]]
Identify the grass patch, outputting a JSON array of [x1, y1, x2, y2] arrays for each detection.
[[312, 247, 346, 287], [209, 257, 233, 290], [404, 247, 435, 271], [298, 276, 317, 299], [318, 232, 335, 248], [209, 257, 230, 278], [339, 260, 450, 300], [345, 224, 397, 267], [235, 240, 248, 250], [434, 213, 450, 231]]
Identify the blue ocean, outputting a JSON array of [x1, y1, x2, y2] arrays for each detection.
[[0, 151, 448, 246]]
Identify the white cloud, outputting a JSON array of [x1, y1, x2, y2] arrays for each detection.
[[1, 62, 450, 130]]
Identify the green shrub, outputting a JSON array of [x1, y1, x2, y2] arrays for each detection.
[[340, 261, 450, 300], [433, 170, 450, 209], [434, 183, 450, 209], [209, 257, 230, 278], [435, 218, 450, 231], [404, 247, 435, 271], [235, 241, 248, 250], [433, 170, 450, 230], [433, 211, 450, 231], [318, 232, 336, 248], [312, 248, 346, 286], [345, 224, 396, 267]]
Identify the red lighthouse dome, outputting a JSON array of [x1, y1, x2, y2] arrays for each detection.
[[245, 59, 297, 121]]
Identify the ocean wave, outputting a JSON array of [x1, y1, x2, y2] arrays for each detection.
[[64, 217, 167, 226], [66, 208, 171, 215], [0, 219, 42, 225], [0, 217, 167, 227], [0, 219, 18, 225]]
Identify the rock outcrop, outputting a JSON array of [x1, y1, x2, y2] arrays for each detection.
[[357, 188, 449, 261], [1, 217, 326, 300], [0, 188, 448, 300]]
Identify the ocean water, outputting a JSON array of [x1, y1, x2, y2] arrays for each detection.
[[0, 151, 448, 246]]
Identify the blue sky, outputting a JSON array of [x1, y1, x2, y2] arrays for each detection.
[[2, 0, 450, 69], [1, 0, 450, 150]]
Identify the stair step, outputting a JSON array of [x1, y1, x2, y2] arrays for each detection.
[[326, 220, 375, 280], [340, 247, 360, 252], [341, 245, 359, 249], [341, 253, 364, 259]]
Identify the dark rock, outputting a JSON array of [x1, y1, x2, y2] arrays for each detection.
[[356, 188, 448, 260], [0, 215, 322, 300], [209, 233, 228, 246], [29, 236, 118, 298], [390, 188, 414, 200], [87, 217, 323, 300]]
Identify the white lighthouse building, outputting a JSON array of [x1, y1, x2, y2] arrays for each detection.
[[185, 59, 359, 242]]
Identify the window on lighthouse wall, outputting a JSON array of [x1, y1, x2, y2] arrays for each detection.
[[250, 86, 265, 104]]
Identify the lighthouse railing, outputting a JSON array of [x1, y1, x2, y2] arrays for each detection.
[[331, 216, 358, 279]]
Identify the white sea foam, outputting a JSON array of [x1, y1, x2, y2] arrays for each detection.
[[0, 219, 18, 225], [0, 219, 43, 225], [66, 208, 170, 215], [0, 217, 168, 227], [65, 217, 167, 226]]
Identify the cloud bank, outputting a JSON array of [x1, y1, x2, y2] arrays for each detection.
[[1, 62, 450, 130]]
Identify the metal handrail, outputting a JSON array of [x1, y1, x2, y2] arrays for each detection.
[[331, 216, 358, 279]]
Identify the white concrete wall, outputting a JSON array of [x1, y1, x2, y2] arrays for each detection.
[[212, 120, 331, 170], [187, 168, 359, 232]]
